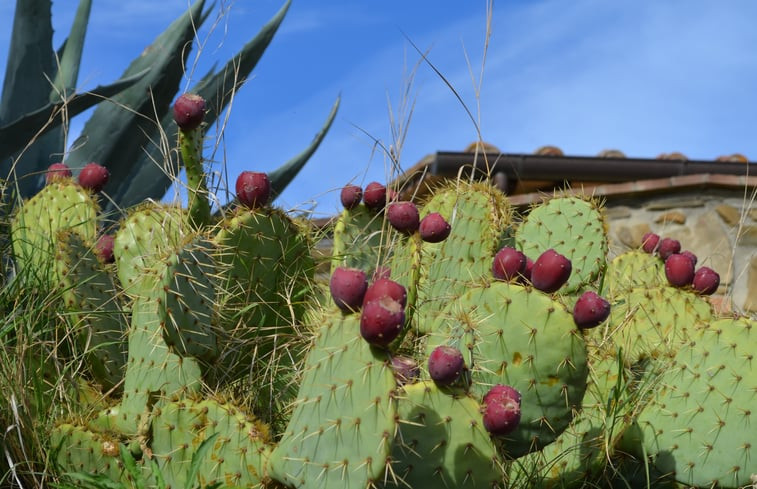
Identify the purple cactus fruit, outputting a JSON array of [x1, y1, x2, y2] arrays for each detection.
[[363, 278, 407, 308], [78, 163, 109, 192], [482, 384, 522, 437], [330, 267, 368, 312], [95, 234, 116, 264], [664, 253, 695, 288], [692, 267, 720, 295], [428, 345, 465, 386], [390, 355, 420, 386], [492, 246, 527, 282], [363, 182, 387, 211], [387, 201, 420, 234], [518, 257, 534, 285], [46, 162, 72, 184], [658, 238, 681, 260], [173, 93, 206, 130], [641, 232, 660, 254], [419, 213, 451, 243], [360, 297, 405, 347], [572, 291, 611, 329], [340, 184, 362, 210], [680, 250, 698, 266], [530, 249, 572, 293], [236, 171, 271, 209]]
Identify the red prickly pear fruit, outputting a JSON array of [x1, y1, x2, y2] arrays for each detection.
[[78, 163, 109, 192], [427, 345, 465, 385], [330, 267, 368, 312], [95, 234, 116, 264], [518, 257, 534, 284], [46, 163, 72, 184], [419, 213, 451, 243], [692, 267, 720, 295], [360, 297, 404, 347], [363, 182, 387, 211], [572, 291, 611, 329], [363, 278, 407, 308], [658, 238, 681, 260], [173, 93, 206, 130], [664, 254, 695, 287], [236, 171, 271, 209], [680, 250, 698, 266], [641, 232, 660, 254], [492, 246, 527, 282], [387, 201, 420, 234], [340, 184, 362, 209], [531, 249, 572, 293], [390, 355, 420, 386], [482, 384, 522, 437]]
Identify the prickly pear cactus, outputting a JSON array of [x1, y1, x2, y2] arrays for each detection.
[[331, 204, 387, 274], [427, 282, 588, 457], [267, 312, 397, 489]]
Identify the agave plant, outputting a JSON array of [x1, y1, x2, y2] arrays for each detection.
[[0, 0, 339, 215]]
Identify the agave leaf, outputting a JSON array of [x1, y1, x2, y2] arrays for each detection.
[[268, 95, 340, 197], [0, 0, 56, 192], [50, 0, 92, 103], [64, 0, 209, 200], [0, 70, 149, 164], [104, 0, 295, 212]]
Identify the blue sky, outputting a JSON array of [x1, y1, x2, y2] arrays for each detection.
[[1, 1, 756, 217]]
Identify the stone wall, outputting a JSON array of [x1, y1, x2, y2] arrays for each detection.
[[604, 188, 756, 315]]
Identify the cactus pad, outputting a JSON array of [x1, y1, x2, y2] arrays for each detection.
[[636, 316, 757, 488], [515, 196, 607, 293], [383, 380, 504, 489], [331, 204, 387, 274], [268, 313, 397, 489], [605, 250, 665, 298], [427, 282, 588, 457]]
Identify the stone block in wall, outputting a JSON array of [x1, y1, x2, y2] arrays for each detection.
[[744, 255, 757, 313], [666, 211, 733, 286], [654, 211, 687, 225], [615, 223, 651, 249], [715, 204, 743, 227]]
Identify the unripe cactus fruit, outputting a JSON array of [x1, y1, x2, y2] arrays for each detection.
[[46, 162, 72, 184], [360, 297, 404, 347], [330, 267, 368, 312], [386, 201, 420, 234], [363, 278, 407, 308], [680, 250, 698, 266], [363, 182, 387, 211], [641, 232, 660, 254], [658, 237, 681, 260], [95, 234, 116, 264], [340, 184, 362, 209], [78, 162, 109, 192], [482, 384, 522, 437], [419, 213, 451, 243], [692, 266, 720, 295], [572, 291, 611, 329], [530, 249, 572, 293], [427, 345, 465, 385], [236, 171, 271, 209], [390, 355, 420, 386], [172, 93, 206, 130], [492, 246, 527, 282], [664, 253, 695, 287]]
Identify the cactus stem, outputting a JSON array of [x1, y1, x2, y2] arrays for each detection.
[[179, 126, 211, 229]]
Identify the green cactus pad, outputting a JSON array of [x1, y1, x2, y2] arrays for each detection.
[[382, 380, 504, 489], [11, 181, 99, 286], [55, 230, 127, 390], [636, 316, 757, 488], [604, 250, 665, 298], [150, 397, 272, 488], [51, 423, 130, 484], [267, 313, 397, 489], [212, 207, 313, 379], [158, 237, 218, 363], [331, 204, 387, 274], [113, 204, 190, 296], [427, 282, 588, 457], [393, 181, 510, 334], [515, 196, 608, 293], [598, 286, 713, 364]]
